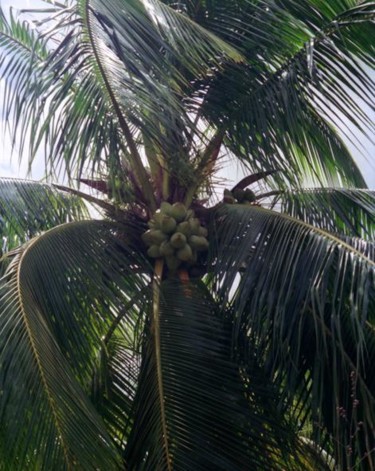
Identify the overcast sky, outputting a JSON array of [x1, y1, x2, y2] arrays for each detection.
[[0, 0, 374, 188]]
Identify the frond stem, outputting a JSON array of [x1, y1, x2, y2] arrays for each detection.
[[83, 1, 157, 212], [184, 128, 225, 207], [236, 205, 375, 267], [16, 239, 72, 468], [152, 258, 172, 470], [231, 170, 278, 192], [53, 184, 123, 216]]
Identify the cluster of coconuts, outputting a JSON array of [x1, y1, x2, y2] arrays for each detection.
[[223, 188, 256, 204], [142, 202, 209, 271]]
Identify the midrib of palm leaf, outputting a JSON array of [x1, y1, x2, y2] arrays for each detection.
[[81, 0, 157, 211], [152, 258, 172, 470], [3, 238, 119, 469], [15, 240, 72, 467]]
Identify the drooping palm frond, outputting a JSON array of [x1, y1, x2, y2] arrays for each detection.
[[264, 187, 375, 239], [0, 178, 87, 252], [0, 2, 125, 182], [0, 1, 241, 193], [0, 219, 152, 469], [187, 0, 374, 188], [124, 279, 317, 470], [2, 1, 373, 195], [209, 203, 375, 469]]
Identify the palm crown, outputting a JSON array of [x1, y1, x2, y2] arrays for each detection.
[[0, 1, 374, 469]]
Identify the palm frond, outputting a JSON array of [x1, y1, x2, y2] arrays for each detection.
[[0, 219, 151, 469], [0, 3, 374, 468], [0, 1, 241, 185], [0, 6, 49, 134], [90, 334, 145, 447], [1, 1, 373, 191], [265, 188, 375, 239], [0, 3, 127, 181], [190, 0, 374, 187], [124, 279, 312, 470], [0, 178, 87, 252], [209, 203, 375, 469], [79, 0, 242, 195]]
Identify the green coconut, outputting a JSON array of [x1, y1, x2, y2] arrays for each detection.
[[160, 201, 173, 215], [176, 221, 191, 237], [170, 202, 187, 222], [142, 229, 167, 246], [176, 244, 193, 262], [233, 188, 245, 203], [244, 189, 256, 202], [189, 235, 209, 251], [161, 215, 177, 234], [141, 230, 154, 246], [188, 218, 201, 235], [170, 232, 187, 249], [147, 245, 161, 258], [152, 211, 165, 228], [159, 241, 175, 256], [198, 226, 208, 238], [223, 189, 235, 204], [185, 209, 195, 220]]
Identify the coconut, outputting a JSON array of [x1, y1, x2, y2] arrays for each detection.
[[170, 202, 187, 222], [188, 218, 201, 235], [244, 189, 256, 202], [160, 215, 177, 234], [198, 226, 208, 238], [233, 188, 245, 203], [142, 229, 167, 246], [152, 211, 164, 228], [148, 218, 156, 229], [141, 230, 154, 246], [176, 221, 191, 237], [176, 244, 193, 262], [170, 232, 187, 249], [185, 209, 195, 220], [223, 189, 235, 204], [147, 245, 161, 258], [159, 241, 175, 256], [189, 235, 209, 251], [160, 201, 173, 215]]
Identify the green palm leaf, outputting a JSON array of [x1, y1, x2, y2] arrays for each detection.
[[191, 0, 374, 187], [124, 279, 311, 470], [0, 1, 241, 193], [0, 178, 87, 252], [210, 203, 375, 469], [0, 219, 151, 469], [2, 1, 373, 191], [266, 187, 375, 239], [91, 334, 145, 446]]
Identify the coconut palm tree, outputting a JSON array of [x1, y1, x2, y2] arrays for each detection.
[[0, 0, 374, 469]]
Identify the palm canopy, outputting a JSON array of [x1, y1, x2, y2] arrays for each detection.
[[0, 0, 374, 469]]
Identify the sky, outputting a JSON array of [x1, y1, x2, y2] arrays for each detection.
[[0, 0, 374, 188], [0, 0, 46, 179]]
